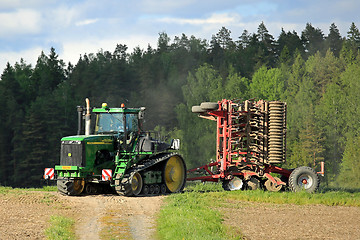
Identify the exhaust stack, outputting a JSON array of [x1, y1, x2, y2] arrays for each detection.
[[76, 106, 84, 135], [85, 98, 91, 135]]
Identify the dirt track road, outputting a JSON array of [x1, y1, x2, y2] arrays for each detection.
[[0, 191, 163, 240]]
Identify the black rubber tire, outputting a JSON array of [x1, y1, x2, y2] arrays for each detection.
[[288, 166, 320, 193], [200, 102, 218, 110], [192, 106, 206, 113]]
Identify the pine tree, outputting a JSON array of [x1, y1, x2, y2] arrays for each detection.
[[347, 22, 360, 53], [301, 23, 325, 56], [256, 22, 276, 67], [325, 23, 344, 57]]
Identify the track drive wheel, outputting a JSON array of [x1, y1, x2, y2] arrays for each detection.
[[57, 178, 85, 196], [115, 172, 143, 196], [163, 155, 186, 193], [289, 166, 320, 193], [130, 172, 143, 196], [264, 177, 282, 192]]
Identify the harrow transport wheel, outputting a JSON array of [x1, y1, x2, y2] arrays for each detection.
[[264, 177, 282, 192], [200, 102, 218, 110], [223, 177, 243, 191], [192, 106, 206, 113], [57, 178, 85, 196], [289, 166, 320, 193], [163, 155, 186, 193]]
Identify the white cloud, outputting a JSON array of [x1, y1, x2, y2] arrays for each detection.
[[157, 12, 242, 26], [0, 9, 41, 37], [0, 47, 43, 69], [0, 0, 49, 10], [44, 5, 80, 29], [75, 18, 99, 27], [140, 0, 195, 13], [60, 34, 157, 64]]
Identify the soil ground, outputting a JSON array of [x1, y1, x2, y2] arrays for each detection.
[[0, 191, 163, 240], [222, 200, 360, 240], [0, 190, 359, 240]]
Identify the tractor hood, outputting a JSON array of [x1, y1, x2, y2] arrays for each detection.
[[61, 134, 113, 142], [61, 135, 114, 143], [60, 135, 115, 170]]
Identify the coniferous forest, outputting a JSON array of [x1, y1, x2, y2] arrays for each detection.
[[1, 22, 360, 188]]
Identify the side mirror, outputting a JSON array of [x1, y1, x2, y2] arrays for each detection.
[[170, 139, 180, 150]]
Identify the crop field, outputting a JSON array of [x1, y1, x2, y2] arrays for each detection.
[[0, 184, 359, 239]]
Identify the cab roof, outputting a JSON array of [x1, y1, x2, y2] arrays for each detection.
[[92, 107, 141, 114]]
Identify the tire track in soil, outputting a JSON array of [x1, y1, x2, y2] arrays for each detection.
[[70, 196, 106, 240], [57, 194, 164, 240]]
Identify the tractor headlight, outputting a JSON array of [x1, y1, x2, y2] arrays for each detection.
[[62, 140, 82, 144]]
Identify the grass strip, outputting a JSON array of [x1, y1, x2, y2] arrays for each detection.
[[45, 215, 75, 240], [186, 183, 360, 207], [157, 191, 241, 240], [223, 188, 360, 207], [0, 185, 57, 194]]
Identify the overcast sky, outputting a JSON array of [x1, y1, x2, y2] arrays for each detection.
[[0, 0, 359, 70]]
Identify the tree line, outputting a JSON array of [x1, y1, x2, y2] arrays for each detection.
[[0, 22, 359, 188]]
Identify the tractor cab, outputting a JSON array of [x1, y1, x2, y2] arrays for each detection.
[[94, 110, 139, 134], [92, 103, 144, 150]]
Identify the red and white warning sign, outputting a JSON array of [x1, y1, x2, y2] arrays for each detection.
[[44, 168, 54, 180], [102, 169, 112, 181]]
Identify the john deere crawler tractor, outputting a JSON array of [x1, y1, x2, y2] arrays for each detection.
[[45, 99, 186, 196]]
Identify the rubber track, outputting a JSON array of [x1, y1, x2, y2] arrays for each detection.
[[129, 152, 179, 173], [117, 152, 179, 196]]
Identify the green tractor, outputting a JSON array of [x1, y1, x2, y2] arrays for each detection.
[[44, 99, 186, 196]]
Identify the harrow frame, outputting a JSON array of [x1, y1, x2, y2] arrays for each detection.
[[187, 99, 324, 192]]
